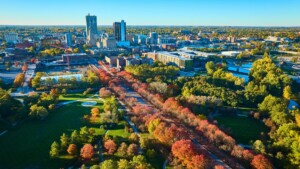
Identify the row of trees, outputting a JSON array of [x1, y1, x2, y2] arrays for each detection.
[[85, 155, 152, 169], [257, 94, 300, 168], [116, 70, 272, 168], [171, 140, 209, 169], [125, 61, 179, 83], [25, 89, 60, 119], [50, 126, 98, 158], [38, 48, 64, 57]]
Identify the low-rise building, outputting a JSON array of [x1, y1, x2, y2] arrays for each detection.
[[41, 74, 83, 84], [4, 48, 29, 60], [105, 56, 117, 66], [41, 37, 61, 47], [15, 41, 34, 49], [117, 57, 126, 70], [61, 53, 88, 64], [146, 51, 193, 70], [101, 35, 117, 49], [4, 33, 19, 44], [221, 51, 241, 57]]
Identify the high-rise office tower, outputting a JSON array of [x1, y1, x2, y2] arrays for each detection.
[[65, 32, 72, 47], [113, 20, 126, 42], [149, 32, 158, 44], [86, 14, 98, 45]]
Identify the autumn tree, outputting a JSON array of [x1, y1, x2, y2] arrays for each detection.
[[99, 87, 112, 98], [104, 139, 117, 154], [251, 154, 273, 169], [22, 64, 28, 72], [129, 133, 139, 143], [91, 107, 100, 117], [127, 143, 139, 157], [80, 144, 94, 160], [13, 73, 25, 87], [117, 142, 128, 157], [172, 140, 198, 165], [67, 144, 78, 156], [187, 155, 208, 169]]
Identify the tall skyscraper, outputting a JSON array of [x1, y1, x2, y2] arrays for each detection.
[[113, 20, 126, 42], [149, 32, 158, 44], [65, 33, 72, 47], [86, 14, 98, 45]]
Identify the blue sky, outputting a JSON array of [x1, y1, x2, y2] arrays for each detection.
[[0, 0, 300, 26]]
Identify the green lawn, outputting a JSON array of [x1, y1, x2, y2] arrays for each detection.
[[106, 121, 130, 139], [0, 95, 103, 169], [58, 93, 95, 102], [215, 115, 268, 145]]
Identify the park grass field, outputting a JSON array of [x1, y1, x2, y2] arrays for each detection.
[[215, 115, 268, 145], [106, 121, 131, 139], [58, 93, 95, 102], [0, 94, 103, 169]]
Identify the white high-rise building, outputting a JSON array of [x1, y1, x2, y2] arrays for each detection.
[[4, 33, 19, 44]]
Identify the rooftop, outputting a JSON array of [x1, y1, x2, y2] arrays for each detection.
[[62, 53, 87, 57]]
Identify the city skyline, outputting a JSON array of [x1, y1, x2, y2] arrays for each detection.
[[0, 0, 300, 26]]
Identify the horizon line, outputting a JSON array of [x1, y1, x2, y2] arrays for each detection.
[[1, 24, 300, 28]]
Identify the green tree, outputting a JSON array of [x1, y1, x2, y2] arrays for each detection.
[[148, 118, 160, 133], [283, 86, 293, 100], [205, 61, 216, 75], [60, 133, 70, 150], [130, 155, 151, 169], [253, 140, 266, 154], [146, 149, 156, 159], [71, 130, 80, 143], [50, 141, 60, 157], [118, 159, 132, 169], [80, 126, 90, 142], [101, 159, 117, 169], [29, 104, 49, 119]]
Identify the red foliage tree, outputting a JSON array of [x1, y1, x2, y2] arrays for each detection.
[[22, 64, 28, 72], [172, 140, 198, 165], [104, 139, 117, 154], [99, 87, 112, 98], [187, 154, 208, 169], [80, 144, 94, 160], [243, 149, 254, 161], [251, 154, 273, 169]]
